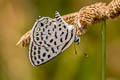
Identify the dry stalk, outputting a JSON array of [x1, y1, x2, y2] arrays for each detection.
[[16, 0, 120, 47]]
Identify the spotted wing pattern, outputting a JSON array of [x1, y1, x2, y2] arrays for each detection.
[[29, 11, 80, 66]]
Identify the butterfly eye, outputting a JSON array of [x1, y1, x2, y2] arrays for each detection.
[[74, 36, 80, 43]]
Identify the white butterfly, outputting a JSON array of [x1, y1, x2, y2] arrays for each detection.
[[29, 11, 80, 66]]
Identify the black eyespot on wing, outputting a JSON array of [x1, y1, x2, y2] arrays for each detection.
[[41, 23, 44, 27], [48, 55, 51, 58], [51, 48, 55, 53], [60, 32, 64, 36], [50, 39, 53, 43], [45, 25, 48, 28], [57, 46, 59, 50], [36, 32, 39, 36], [37, 61, 40, 64], [48, 33, 51, 35], [47, 44, 51, 47], [38, 50, 40, 54], [63, 25, 66, 29], [41, 37, 43, 40], [43, 28, 45, 32], [54, 25, 56, 29], [54, 41, 57, 45], [38, 28, 41, 31], [41, 59, 44, 62], [46, 36, 48, 39], [41, 32, 43, 35], [55, 32, 57, 38], [38, 47, 41, 50], [38, 55, 41, 59], [59, 28, 62, 31], [60, 38, 63, 42], [39, 42, 42, 44], [34, 56, 37, 60], [34, 51, 36, 55], [44, 41, 46, 44], [34, 46, 37, 50], [36, 37, 39, 40], [43, 53, 46, 57], [58, 24, 61, 26]]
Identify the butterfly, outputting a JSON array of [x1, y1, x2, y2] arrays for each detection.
[[29, 11, 80, 66]]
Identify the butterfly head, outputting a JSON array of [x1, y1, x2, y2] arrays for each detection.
[[74, 35, 80, 43]]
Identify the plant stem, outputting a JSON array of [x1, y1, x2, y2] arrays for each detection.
[[101, 19, 106, 80]]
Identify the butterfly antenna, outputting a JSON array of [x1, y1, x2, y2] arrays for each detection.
[[74, 41, 88, 57], [74, 43, 77, 55]]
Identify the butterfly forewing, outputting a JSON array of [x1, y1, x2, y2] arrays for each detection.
[[29, 11, 78, 66]]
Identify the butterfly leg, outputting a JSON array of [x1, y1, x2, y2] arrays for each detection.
[[74, 35, 88, 57]]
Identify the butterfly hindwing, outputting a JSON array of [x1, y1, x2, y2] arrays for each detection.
[[29, 11, 79, 66]]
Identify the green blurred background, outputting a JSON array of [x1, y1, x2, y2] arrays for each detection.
[[0, 0, 120, 80]]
